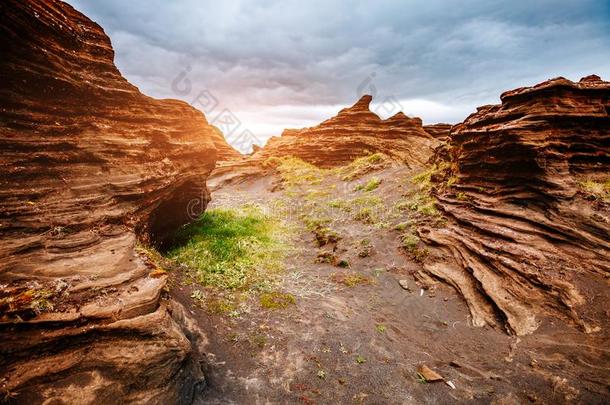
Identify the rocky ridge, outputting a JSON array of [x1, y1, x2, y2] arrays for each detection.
[[253, 95, 439, 168], [423, 123, 452, 139], [210, 125, 242, 161]]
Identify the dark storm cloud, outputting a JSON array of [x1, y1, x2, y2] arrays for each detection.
[[69, 0, 610, 143]]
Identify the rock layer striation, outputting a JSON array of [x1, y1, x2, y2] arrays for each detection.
[[0, 0, 216, 402], [421, 76, 610, 335], [254, 95, 439, 168]]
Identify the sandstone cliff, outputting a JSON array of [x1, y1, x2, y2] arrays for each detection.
[[253, 95, 439, 168], [210, 125, 242, 161], [420, 75, 610, 335], [423, 123, 452, 139], [0, 0, 216, 402]]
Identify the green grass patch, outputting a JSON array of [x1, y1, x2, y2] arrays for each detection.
[[305, 188, 331, 201], [354, 207, 376, 224], [259, 291, 296, 309], [328, 198, 352, 212], [337, 153, 389, 181], [352, 195, 383, 207], [206, 296, 238, 314], [264, 156, 326, 187], [167, 205, 290, 290], [355, 177, 382, 192], [400, 232, 429, 262], [401, 233, 420, 251]]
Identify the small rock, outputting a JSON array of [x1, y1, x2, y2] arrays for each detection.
[[417, 364, 443, 382], [398, 279, 410, 291]]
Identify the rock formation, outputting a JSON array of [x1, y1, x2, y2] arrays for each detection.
[[253, 95, 439, 168], [423, 123, 452, 139], [210, 125, 242, 161], [0, 0, 216, 402], [420, 75, 610, 335]]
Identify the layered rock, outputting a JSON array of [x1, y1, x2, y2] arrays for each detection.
[[420, 76, 610, 335], [210, 125, 242, 161], [253, 95, 439, 168], [0, 0, 216, 402], [423, 123, 452, 139]]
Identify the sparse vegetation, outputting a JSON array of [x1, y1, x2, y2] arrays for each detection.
[[264, 156, 326, 187], [352, 195, 383, 207], [354, 177, 381, 192], [328, 198, 352, 212], [337, 153, 389, 181], [302, 214, 332, 231], [393, 221, 410, 231], [447, 175, 459, 187], [190, 289, 205, 302], [316, 251, 338, 264], [305, 188, 331, 201], [249, 333, 268, 348], [136, 243, 170, 271], [401, 233, 420, 251], [0, 288, 55, 317], [337, 259, 350, 268], [331, 271, 372, 287], [400, 232, 429, 262], [167, 205, 290, 290], [311, 225, 340, 246], [393, 164, 447, 220], [579, 178, 610, 202], [358, 239, 372, 257], [259, 291, 296, 309], [206, 296, 238, 314], [354, 207, 376, 224]]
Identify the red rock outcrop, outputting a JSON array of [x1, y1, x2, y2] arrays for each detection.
[[0, 0, 216, 402], [423, 123, 452, 139], [253, 95, 439, 168], [210, 125, 242, 161], [420, 76, 610, 335]]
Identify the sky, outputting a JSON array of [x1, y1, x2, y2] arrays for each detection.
[[69, 0, 610, 151]]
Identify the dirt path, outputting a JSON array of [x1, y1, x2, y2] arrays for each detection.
[[170, 162, 608, 404]]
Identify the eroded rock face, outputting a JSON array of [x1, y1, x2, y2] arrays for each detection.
[[0, 0, 216, 402], [421, 76, 610, 335], [423, 123, 452, 139], [254, 95, 439, 168], [210, 125, 242, 161]]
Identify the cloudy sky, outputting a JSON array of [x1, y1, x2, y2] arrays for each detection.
[[69, 0, 610, 149]]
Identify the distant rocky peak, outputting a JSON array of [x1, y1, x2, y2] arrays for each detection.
[[350, 94, 374, 111]]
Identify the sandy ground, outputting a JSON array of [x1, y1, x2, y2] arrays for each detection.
[[170, 167, 609, 405]]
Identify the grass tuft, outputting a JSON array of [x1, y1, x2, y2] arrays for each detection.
[[354, 177, 382, 192], [259, 291, 296, 309], [167, 205, 290, 290], [330, 271, 372, 287], [337, 153, 389, 181], [264, 156, 325, 187], [579, 178, 610, 202]]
